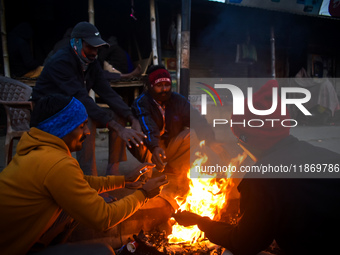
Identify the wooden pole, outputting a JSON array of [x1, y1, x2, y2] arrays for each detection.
[[0, 0, 10, 77], [150, 0, 158, 65], [88, 0, 95, 99], [180, 0, 191, 98], [88, 0, 95, 24], [155, 1, 162, 64]]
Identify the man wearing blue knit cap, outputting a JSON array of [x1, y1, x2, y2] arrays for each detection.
[[0, 94, 168, 254]]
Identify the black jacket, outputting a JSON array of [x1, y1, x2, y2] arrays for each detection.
[[132, 91, 215, 152], [198, 135, 340, 255], [32, 45, 132, 126]]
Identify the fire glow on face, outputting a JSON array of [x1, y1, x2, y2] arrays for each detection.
[[167, 141, 247, 244]]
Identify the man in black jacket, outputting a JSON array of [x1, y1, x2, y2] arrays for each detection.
[[32, 21, 145, 176], [129, 65, 225, 175], [174, 80, 340, 255]]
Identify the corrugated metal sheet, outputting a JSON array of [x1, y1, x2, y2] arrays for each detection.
[[211, 0, 325, 16]]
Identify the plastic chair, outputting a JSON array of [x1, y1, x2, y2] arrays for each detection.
[[0, 76, 33, 165]]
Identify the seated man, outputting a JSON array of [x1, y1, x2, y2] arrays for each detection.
[[0, 94, 168, 255], [98, 35, 141, 80], [129, 65, 225, 175], [174, 80, 340, 255]]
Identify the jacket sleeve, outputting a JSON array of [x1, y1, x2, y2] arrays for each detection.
[[84, 175, 125, 193], [90, 61, 133, 120], [44, 157, 147, 231], [43, 56, 114, 125], [197, 180, 275, 255], [132, 94, 161, 151]]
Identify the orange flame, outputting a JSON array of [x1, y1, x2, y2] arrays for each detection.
[[168, 141, 247, 244]]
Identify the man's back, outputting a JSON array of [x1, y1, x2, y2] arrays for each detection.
[[33, 46, 83, 100], [239, 136, 340, 254], [0, 128, 74, 254]]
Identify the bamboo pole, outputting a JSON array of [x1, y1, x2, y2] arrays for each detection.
[[88, 0, 95, 24], [180, 0, 191, 98], [88, 0, 95, 99], [150, 0, 158, 65], [0, 0, 10, 77]]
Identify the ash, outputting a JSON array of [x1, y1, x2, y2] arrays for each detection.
[[115, 229, 225, 255]]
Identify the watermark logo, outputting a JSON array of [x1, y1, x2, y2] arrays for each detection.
[[196, 81, 312, 128], [196, 82, 223, 115], [212, 84, 312, 116]]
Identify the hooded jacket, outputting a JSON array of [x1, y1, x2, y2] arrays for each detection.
[[0, 128, 146, 255]]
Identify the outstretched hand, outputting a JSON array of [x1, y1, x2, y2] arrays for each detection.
[[130, 118, 142, 133], [125, 162, 155, 183], [151, 147, 166, 171], [118, 127, 146, 148], [141, 175, 168, 199], [107, 120, 146, 148], [173, 210, 203, 227]]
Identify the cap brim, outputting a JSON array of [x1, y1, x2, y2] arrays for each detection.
[[83, 37, 109, 47]]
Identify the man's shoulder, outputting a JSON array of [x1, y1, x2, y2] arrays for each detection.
[[134, 92, 150, 104], [167, 93, 190, 109], [170, 92, 188, 101], [47, 46, 75, 65], [41, 47, 79, 78]]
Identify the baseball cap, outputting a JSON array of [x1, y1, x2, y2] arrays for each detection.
[[71, 21, 109, 47]]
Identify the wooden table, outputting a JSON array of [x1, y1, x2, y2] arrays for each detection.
[[109, 80, 144, 99], [16, 78, 144, 100]]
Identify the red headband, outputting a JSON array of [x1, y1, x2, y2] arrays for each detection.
[[148, 68, 171, 86]]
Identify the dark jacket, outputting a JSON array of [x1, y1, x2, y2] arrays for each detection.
[[32, 45, 132, 126], [132, 91, 215, 152], [198, 135, 340, 255]]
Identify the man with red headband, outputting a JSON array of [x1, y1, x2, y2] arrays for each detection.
[[129, 65, 221, 175], [174, 80, 340, 255]]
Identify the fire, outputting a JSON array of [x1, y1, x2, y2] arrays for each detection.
[[168, 141, 246, 244]]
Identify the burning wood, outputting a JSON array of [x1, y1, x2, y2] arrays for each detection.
[[116, 141, 246, 254], [167, 141, 246, 244], [115, 229, 225, 255]]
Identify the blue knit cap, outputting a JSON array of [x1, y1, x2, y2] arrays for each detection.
[[36, 97, 88, 138]]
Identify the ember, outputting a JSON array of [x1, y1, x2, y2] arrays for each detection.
[[115, 229, 226, 255]]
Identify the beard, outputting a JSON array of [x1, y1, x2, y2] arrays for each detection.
[[150, 90, 172, 103]]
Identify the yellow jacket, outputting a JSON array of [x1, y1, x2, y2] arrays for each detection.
[[0, 128, 146, 255]]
